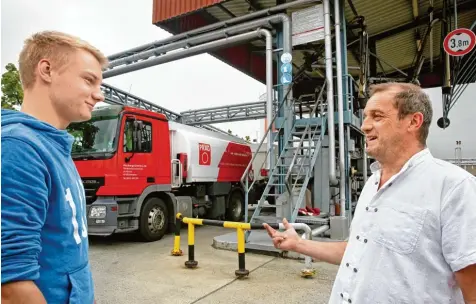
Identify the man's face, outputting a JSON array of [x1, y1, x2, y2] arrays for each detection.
[[361, 90, 408, 159], [49, 49, 104, 124]]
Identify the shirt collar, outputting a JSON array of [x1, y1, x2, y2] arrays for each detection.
[[370, 148, 432, 174]]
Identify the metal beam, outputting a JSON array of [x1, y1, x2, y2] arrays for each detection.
[[181, 100, 275, 125], [101, 83, 182, 122], [245, 0, 263, 11], [100, 82, 245, 138], [217, 3, 236, 18]]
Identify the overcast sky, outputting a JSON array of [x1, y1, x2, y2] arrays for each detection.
[[2, 0, 475, 159]]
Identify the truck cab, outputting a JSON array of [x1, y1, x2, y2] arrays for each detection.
[[68, 105, 176, 241]]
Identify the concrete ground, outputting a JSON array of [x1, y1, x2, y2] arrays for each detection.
[[89, 226, 338, 304]]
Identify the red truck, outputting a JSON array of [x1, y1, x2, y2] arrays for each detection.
[[67, 104, 254, 241]]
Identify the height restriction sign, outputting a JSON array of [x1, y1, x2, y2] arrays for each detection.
[[443, 28, 476, 56]]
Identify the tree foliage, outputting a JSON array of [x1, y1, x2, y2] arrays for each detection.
[[1, 63, 24, 110]]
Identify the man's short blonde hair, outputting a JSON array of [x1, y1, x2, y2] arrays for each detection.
[[18, 30, 109, 89]]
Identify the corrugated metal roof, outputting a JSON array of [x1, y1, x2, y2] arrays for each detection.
[[153, 0, 476, 89], [345, 0, 414, 35], [153, 0, 225, 23]]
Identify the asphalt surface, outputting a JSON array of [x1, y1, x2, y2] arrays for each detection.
[[89, 225, 338, 304]]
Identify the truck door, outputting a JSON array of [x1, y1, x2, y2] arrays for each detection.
[[119, 115, 155, 193]]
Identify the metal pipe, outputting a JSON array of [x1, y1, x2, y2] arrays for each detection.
[[311, 224, 330, 237], [107, 0, 321, 61], [263, 29, 274, 170], [334, 0, 347, 217], [454, 0, 458, 28], [323, 0, 338, 187], [107, 14, 290, 69], [279, 223, 313, 272], [103, 29, 270, 79]]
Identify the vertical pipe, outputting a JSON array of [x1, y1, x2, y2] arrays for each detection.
[[263, 29, 274, 170], [323, 0, 338, 186], [282, 17, 293, 137], [171, 217, 183, 256], [454, 0, 457, 29], [185, 223, 198, 268], [244, 178, 249, 224], [277, 30, 285, 196], [281, 17, 295, 220], [235, 228, 250, 277], [334, 0, 347, 217]]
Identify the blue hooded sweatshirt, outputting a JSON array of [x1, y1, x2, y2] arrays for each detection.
[[1, 109, 94, 304]]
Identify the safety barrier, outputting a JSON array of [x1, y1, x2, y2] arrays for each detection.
[[171, 213, 317, 278]]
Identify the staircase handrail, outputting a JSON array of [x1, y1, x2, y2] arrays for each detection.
[[285, 81, 327, 187], [240, 84, 296, 191], [289, 116, 327, 222]]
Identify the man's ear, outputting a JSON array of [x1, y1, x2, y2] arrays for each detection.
[[409, 112, 424, 132], [37, 59, 52, 84]]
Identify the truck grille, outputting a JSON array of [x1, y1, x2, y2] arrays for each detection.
[[81, 177, 105, 205]]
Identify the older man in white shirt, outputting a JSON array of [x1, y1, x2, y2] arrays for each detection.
[[264, 82, 476, 303]]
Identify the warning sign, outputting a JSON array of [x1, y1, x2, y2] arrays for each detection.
[[199, 143, 211, 166], [291, 4, 325, 46], [443, 28, 476, 57]]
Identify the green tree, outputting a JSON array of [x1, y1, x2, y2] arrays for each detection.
[[244, 135, 251, 142], [1, 63, 24, 110]]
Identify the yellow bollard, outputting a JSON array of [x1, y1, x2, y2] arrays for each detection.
[[184, 223, 198, 268], [234, 227, 250, 278], [171, 214, 183, 256]]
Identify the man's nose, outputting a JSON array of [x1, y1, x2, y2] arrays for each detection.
[[92, 89, 105, 103], [361, 118, 371, 133]]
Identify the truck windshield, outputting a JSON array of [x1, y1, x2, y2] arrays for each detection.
[[67, 115, 119, 155]]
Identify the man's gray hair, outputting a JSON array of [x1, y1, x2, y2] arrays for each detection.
[[369, 82, 433, 145]]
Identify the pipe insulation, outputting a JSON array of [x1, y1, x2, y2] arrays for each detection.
[[334, 0, 347, 217], [323, 0, 339, 187]]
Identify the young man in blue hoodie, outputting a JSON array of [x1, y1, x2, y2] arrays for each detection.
[[1, 31, 108, 303]]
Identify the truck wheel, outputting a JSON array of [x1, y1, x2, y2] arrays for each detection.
[[139, 197, 168, 242], [226, 191, 244, 222]]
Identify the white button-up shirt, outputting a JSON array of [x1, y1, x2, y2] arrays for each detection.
[[328, 149, 476, 303]]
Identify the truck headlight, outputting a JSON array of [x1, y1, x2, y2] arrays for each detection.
[[89, 206, 106, 218]]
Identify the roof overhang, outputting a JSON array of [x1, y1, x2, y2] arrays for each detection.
[[152, 0, 476, 97]]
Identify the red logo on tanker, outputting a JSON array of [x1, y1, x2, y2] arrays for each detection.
[[199, 143, 211, 166]]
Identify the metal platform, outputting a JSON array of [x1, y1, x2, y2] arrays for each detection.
[[213, 230, 280, 254]]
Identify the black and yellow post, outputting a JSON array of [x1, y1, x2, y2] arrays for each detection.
[[235, 227, 249, 278], [184, 217, 203, 268], [171, 213, 183, 256]]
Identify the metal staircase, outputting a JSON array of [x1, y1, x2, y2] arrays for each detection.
[[241, 82, 328, 231]]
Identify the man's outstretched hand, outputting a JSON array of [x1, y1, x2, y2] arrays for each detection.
[[263, 218, 301, 251]]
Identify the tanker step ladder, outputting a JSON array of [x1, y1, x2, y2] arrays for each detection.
[[240, 83, 328, 240]]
